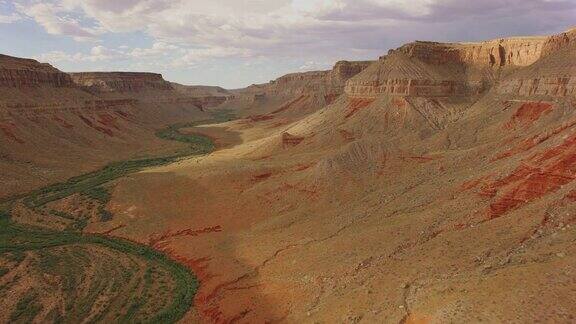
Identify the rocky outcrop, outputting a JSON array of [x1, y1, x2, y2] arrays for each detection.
[[497, 29, 576, 97], [70, 72, 173, 92], [265, 60, 373, 97], [395, 37, 548, 68], [221, 60, 373, 116], [0, 54, 73, 87], [345, 28, 576, 99], [171, 83, 231, 109], [0, 99, 137, 119]]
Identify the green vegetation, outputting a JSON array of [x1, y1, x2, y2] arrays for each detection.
[[81, 187, 111, 203], [0, 209, 198, 323], [0, 115, 235, 323], [23, 121, 215, 209], [10, 289, 43, 323], [209, 108, 237, 123]]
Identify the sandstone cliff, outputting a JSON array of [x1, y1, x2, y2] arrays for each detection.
[[223, 60, 373, 117], [0, 58, 215, 198], [70, 72, 172, 92], [345, 28, 576, 99], [0, 54, 73, 87]]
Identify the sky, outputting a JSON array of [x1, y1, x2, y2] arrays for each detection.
[[0, 0, 574, 88]]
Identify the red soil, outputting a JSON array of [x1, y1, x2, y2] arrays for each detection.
[[392, 96, 406, 108], [114, 110, 133, 119], [565, 190, 576, 201], [78, 115, 114, 136], [149, 225, 222, 248], [253, 172, 273, 181], [97, 113, 120, 130], [324, 93, 339, 105], [52, 115, 74, 129], [504, 102, 553, 130], [344, 98, 374, 118], [493, 118, 576, 161], [248, 114, 275, 122], [484, 132, 576, 219], [271, 95, 308, 114], [338, 129, 356, 141], [100, 224, 126, 235], [294, 163, 315, 171], [0, 122, 24, 144], [281, 132, 304, 147]]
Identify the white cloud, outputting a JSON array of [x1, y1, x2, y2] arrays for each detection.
[[298, 61, 331, 70], [17, 2, 104, 41], [173, 47, 252, 67], [0, 12, 22, 23], [37, 45, 122, 62], [19, 0, 576, 74]]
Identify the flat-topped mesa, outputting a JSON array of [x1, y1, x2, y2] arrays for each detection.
[[167, 83, 231, 110], [497, 28, 576, 97], [70, 72, 173, 92], [330, 60, 374, 82], [263, 60, 373, 98], [345, 27, 576, 99], [0, 54, 73, 87], [395, 37, 547, 68]]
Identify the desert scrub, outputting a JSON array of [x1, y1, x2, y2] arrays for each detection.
[[0, 118, 227, 323], [10, 289, 43, 323], [23, 123, 215, 209], [81, 186, 111, 203], [0, 211, 198, 323]]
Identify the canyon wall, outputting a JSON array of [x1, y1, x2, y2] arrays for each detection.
[[0, 56, 221, 198], [345, 28, 576, 99], [223, 60, 373, 116], [0, 54, 73, 87], [70, 72, 173, 92]]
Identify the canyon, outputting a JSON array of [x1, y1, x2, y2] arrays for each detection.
[[1, 27, 576, 323]]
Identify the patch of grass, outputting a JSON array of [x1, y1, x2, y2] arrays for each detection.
[[24, 122, 215, 209], [0, 118, 230, 323], [98, 206, 113, 222], [10, 289, 43, 323], [0, 212, 198, 323], [49, 209, 76, 221], [81, 186, 110, 204], [210, 108, 237, 123]]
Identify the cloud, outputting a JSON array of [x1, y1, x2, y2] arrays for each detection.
[[0, 12, 22, 23], [36, 42, 250, 71], [172, 47, 253, 67], [17, 2, 104, 41], [18, 0, 576, 87], [37, 45, 123, 62]]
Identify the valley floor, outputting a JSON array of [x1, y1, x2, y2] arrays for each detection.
[[88, 102, 576, 323], [0, 120, 223, 323]]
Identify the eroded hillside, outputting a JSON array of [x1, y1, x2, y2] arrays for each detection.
[[0, 57, 230, 198], [1, 26, 576, 324], [85, 27, 576, 323]]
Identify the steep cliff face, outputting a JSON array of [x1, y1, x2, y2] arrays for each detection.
[[396, 37, 547, 68], [171, 83, 231, 110], [0, 54, 73, 87], [91, 28, 576, 324], [265, 60, 373, 97], [223, 60, 373, 117], [345, 28, 576, 99], [0, 58, 212, 198], [70, 72, 173, 92], [497, 28, 576, 97]]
